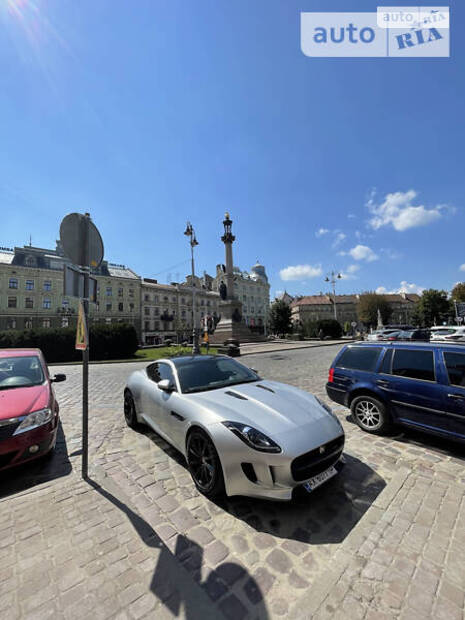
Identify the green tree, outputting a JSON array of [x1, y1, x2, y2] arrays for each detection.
[[451, 282, 465, 302], [357, 293, 392, 328], [415, 289, 453, 327], [269, 299, 293, 338]]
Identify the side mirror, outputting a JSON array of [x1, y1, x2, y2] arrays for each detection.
[[52, 374, 66, 383], [250, 368, 258, 373], [157, 379, 174, 392]]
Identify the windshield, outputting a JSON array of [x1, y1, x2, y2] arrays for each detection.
[[0, 356, 45, 390], [176, 357, 260, 394]]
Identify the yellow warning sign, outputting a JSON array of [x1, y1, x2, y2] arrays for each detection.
[[75, 300, 88, 351]]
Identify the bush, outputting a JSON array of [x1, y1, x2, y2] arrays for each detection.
[[0, 323, 139, 363], [301, 319, 342, 339]]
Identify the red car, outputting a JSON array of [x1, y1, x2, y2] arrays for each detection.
[[0, 349, 66, 471]]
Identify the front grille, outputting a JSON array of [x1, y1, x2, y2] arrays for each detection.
[[0, 451, 17, 469], [291, 435, 345, 482], [0, 420, 22, 442]]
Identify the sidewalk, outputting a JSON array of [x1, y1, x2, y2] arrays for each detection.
[[240, 339, 351, 356]]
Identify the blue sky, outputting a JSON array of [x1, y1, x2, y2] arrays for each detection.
[[1, 0, 463, 299]]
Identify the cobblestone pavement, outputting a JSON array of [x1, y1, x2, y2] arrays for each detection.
[[1, 346, 465, 619]]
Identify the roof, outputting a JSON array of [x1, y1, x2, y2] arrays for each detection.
[[0, 348, 42, 358], [107, 265, 140, 280], [292, 295, 332, 307], [346, 341, 465, 351], [162, 355, 226, 367], [382, 294, 420, 303], [0, 250, 14, 265]]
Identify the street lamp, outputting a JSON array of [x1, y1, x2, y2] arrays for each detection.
[[184, 222, 200, 354], [325, 271, 342, 321]]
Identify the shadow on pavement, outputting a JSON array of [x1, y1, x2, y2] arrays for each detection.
[[345, 412, 465, 461], [87, 477, 270, 620], [0, 421, 72, 499], [218, 453, 385, 545]]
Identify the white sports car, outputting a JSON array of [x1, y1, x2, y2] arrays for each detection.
[[124, 355, 345, 501]]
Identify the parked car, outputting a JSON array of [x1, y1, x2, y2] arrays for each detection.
[[326, 342, 465, 443], [124, 355, 345, 501], [397, 329, 431, 341], [430, 326, 458, 341], [366, 329, 401, 341], [438, 326, 465, 344], [0, 349, 66, 471]]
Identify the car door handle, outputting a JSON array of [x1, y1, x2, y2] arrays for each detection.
[[170, 410, 185, 421], [447, 393, 465, 400], [376, 380, 389, 387]]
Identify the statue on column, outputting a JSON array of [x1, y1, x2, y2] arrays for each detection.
[[219, 281, 227, 301]]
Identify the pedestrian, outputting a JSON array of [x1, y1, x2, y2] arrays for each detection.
[[318, 328, 324, 341], [204, 331, 210, 353]]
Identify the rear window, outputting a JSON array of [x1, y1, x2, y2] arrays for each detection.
[[392, 349, 435, 382], [336, 346, 381, 372], [444, 352, 465, 388]]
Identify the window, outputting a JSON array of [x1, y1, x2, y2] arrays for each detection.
[[106, 303, 112, 312], [147, 362, 175, 386], [119, 288, 124, 297], [144, 294, 149, 302], [172, 296, 176, 303], [8, 296, 17, 308], [106, 287, 112, 296], [444, 352, 465, 388], [62, 317, 69, 328], [144, 321, 150, 331], [9, 278, 18, 289], [129, 289, 134, 298], [7, 318, 16, 329], [144, 307, 150, 316], [154, 321, 160, 330], [25, 280, 34, 290], [25, 318, 33, 329], [154, 296, 159, 303], [62, 298, 69, 309], [25, 297, 34, 309], [336, 346, 382, 372], [392, 349, 435, 382], [118, 302, 124, 312], [129, 303, 134, 312], [43, 297, 51, 309], [154, 307, 159, 315], [44, 280, 52, 291], [42, 319, 51, 328], [181, 298, 185, 305]]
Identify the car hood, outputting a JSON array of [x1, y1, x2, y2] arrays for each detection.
[[189, 380, 343, 449], [0, 383, 50, 419]]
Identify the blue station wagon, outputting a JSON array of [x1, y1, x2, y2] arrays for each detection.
[[326, 342, 465, 442]]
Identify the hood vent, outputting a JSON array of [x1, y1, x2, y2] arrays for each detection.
[[256, 384, 275, 394], [224, 390, 248, 400]]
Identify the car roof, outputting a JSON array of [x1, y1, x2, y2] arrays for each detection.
[[0, 348, 42, 358], [347, 341, 465, 351], [154, 354, 229, 367]]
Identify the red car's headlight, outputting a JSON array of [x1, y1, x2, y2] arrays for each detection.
[[13, 408, 53, 435]]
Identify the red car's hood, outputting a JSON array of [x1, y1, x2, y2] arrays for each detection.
[[0, 383, 50, 419]]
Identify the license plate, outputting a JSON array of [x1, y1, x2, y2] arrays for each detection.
[[303, 466, 337, 493]]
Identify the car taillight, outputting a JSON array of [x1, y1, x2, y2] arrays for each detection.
[[328, 368, 335, 383]]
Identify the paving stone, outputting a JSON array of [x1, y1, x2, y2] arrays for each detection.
[[266, 548, 292, 574], [204, 540, 229, 565], [218, 594, 248, 620]]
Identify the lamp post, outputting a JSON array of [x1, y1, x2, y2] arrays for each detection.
[[184, 222, 200, 354], [325, 271, 342, 321]]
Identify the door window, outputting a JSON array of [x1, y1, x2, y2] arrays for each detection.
[[444, 352, 465, 387], [380, 349, 393, 374], [392, 349, 435, 382], [158, 363, 176, 386], [336, 346, 382, 372]]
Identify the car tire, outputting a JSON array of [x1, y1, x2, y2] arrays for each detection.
[[124, 391, 140, 430], [351, 395, 392, 435], [186, 429, 225, 499]]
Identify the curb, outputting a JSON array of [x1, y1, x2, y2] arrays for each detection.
[[288, 466, 411, 619], [240, 340, 353, 357]]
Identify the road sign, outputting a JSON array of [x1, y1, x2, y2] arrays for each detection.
[[75, 300, 88, 351], [457, 316, 464, 324], [64, 264, 97, 302], [456, 302, 465, 318], [60, 213, 104, 268], [351, 321, 357, 327]]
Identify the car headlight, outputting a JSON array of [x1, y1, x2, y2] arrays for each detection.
[[13, 408, 54, 435], [222, 421, 281, 453]]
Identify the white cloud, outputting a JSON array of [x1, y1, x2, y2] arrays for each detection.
[[315, 228, 329, 237], [347, 264, 360, 274], [344, 244, 379, 262], [376, 281, 425, 295], [348, 213, 357, 219], [332, 232, 346, 249], [280, 264, 323, 281], [460, 264, 465, 272], [367, 190, 446, 231], [275, 290, 284, 298]]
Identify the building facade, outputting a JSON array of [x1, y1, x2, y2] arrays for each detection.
[[0, 241, 270, 345], [0, 243, 141, 335], [291, 292, 420, 327]]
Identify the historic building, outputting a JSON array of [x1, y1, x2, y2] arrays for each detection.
[[291, 292, 420, 327], [0, 243, 141, 335]]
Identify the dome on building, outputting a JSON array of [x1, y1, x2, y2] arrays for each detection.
[[250, 261, 268, 282]]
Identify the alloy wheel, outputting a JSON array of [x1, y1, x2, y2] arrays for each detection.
[[187, 434, 216, 491], [354, 400, 381, 429]]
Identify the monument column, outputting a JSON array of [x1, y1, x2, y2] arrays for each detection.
[[221, 213, 235, 299]]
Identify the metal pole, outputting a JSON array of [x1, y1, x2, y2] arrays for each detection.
[[333, 277, 337, 321], [82, 214, 90, 480], [191, 242, 200, 355]]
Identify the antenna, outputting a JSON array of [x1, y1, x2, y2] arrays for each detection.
[[29, 235, 32, 247]]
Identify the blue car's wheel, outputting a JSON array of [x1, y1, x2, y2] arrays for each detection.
[[351, 395, 391, 434]]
